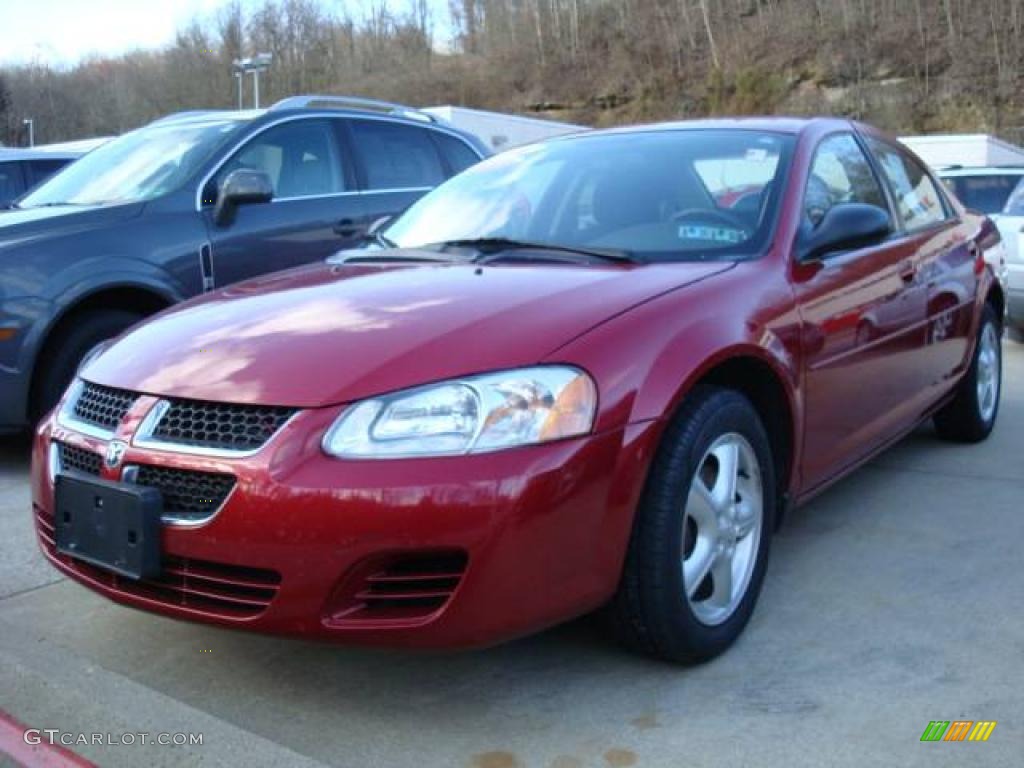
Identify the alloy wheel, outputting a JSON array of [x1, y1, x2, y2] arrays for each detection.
[[682, 433, 764, 626]]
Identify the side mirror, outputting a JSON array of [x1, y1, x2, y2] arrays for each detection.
[[213, 169, 274, 226], [798, 203, 892, 262]]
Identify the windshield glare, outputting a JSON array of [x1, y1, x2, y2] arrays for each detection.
[[19, 118, 246, 208], [384, 129, 794, 262]]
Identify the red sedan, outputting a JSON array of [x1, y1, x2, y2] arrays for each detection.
[[31, 118, 1004, 662]]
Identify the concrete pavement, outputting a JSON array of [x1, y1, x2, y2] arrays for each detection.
[[2, 342, 1022, 767]]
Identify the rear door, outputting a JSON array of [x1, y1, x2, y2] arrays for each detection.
[[201, 117, 367, 288], [347, 119, 449, 226], [793, 132, 928, 491], [865, 137, 979, 397]]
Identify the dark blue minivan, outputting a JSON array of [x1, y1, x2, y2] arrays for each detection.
[[0, 95, 488, 432]]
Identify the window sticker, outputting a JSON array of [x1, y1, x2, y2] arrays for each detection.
[[678, 225, 745, 243]]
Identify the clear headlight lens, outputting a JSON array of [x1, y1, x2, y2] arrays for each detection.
[[322, 366, 597, 459]]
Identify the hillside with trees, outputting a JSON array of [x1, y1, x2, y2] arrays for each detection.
[[2, 0, 1023, 145]]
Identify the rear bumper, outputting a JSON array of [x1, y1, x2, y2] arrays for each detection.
[[31, 406, 659, 649]]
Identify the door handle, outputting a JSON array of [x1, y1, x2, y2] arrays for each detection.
[[333, 219, 364, 238], [898, 260, 916, 283]]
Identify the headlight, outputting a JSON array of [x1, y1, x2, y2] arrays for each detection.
[[322, 366, 597, 459]]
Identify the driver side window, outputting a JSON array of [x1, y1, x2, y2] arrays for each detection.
[[805, 134, 888, 228], [204, 119, 346, 204]]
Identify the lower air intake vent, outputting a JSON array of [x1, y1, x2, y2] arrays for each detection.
[[324, 551, 468, 625], [35, 508, 280, 619]]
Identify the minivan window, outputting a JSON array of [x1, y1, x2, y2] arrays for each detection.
[[941, 173, 1022, 215], [351, 122, 445, 190], [211, 119, 346, 201], [385, 129, 794, 262], [20, 119, 245, 208]]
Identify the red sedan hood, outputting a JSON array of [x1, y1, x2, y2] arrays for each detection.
[[85, 259, 731, 407]]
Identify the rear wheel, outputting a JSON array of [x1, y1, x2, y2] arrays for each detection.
[[609, 386, 776, 663], [934, 304, 1001, 443], [31, 309, 142, 422]]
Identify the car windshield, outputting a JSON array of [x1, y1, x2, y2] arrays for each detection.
[[1001, 177, 1024, 216], [940, 173, 1024, 215], [19, 118, 247, 208], [384, 129, 794, 263]]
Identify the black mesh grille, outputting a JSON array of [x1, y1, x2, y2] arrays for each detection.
[[151, 400, 296, 452], [57, 443, 102, 476], [133, 465, 236, 521], [72, 383, 136, 431]]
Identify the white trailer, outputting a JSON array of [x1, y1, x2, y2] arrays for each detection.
[[900, 133, 1024, 169], [424, 106, 588, 152]]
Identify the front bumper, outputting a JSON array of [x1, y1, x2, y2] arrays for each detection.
[[31, 402, 659, 648]]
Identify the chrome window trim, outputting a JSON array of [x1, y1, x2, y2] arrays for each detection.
[[132, 398, 298, 458], [194, 112, 481, 211], [56, 380, 117, 441]]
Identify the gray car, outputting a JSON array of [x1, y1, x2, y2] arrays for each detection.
[[0, 95, 489, 433]]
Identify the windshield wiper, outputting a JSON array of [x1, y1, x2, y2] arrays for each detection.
[[432, 238, 640, 265]]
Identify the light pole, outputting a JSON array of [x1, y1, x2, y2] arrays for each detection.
[[233, 71, 243, 110], [22, 118, 34, 147], [232, 53, 272, 109]]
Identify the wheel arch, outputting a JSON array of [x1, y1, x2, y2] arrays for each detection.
[[27, 282, 176, 417]]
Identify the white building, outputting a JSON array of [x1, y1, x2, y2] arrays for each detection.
[[424, 106, 588, 152], [900, 133, 1024, 169]]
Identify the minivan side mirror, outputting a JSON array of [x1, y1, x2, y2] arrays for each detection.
[[213, 169, 274, 226], [798, 203, 892, 262]]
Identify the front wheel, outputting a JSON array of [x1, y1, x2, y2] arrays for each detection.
[[934, 304, 1001, 443], [609, 386, 776, 663]]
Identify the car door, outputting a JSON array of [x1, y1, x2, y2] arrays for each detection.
[[865, 137, 979, 397], [792, 132, 929, 492], [347, 119, 448, 227], [201, 117, 367, 288]]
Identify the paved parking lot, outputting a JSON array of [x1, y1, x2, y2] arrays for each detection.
[[2, 342, 1022, 768]]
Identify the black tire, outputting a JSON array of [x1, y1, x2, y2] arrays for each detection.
[[31, 310, 142, 422], [609, 386, 776, 663], [933, 304, 1002, 443]]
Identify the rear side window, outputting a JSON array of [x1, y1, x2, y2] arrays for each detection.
[[804, 133, 888, 228], [351, 122, 445, 190], [867, 139, 949, 231], [433, 133, 481, 175], [27, 159, 70, 186], [0, 162, 24, 204]]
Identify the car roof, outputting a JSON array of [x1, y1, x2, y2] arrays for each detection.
[[936, 166, 1024, 176], [0, 147, 85, 161], [578, 116, 854, 138]]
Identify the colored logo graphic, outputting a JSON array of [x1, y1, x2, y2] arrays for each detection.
[[921, 721, 997, 742]]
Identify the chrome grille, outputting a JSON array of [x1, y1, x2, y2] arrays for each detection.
[[149, 399, 296, 452], [72, 382, 136, 431]]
